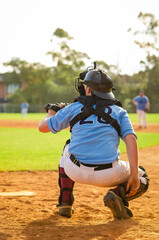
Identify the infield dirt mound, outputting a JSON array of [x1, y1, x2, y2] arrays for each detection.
[[0, 145, 159, 240]]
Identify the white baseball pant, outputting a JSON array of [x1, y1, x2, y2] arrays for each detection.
[[137, 110, 147, 127], [59, 144, 145, 187]]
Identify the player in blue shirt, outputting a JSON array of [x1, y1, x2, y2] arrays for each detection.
[[132, 90, 150, 128], [39, 63, 149, 219], [21, 101, 29, 118]]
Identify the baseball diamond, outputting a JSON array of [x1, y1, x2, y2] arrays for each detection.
[[0, 119, 159, 239], [0, 144, 158, 239]]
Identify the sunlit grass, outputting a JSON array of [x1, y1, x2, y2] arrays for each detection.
[[128, 113, 159, 123], [119, 132, 159, 153], [0, 113, 45, 120], [0, 128, 70, 171], [0, 127, 159, 171]]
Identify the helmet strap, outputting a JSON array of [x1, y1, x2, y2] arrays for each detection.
[[78, 84, 85, 96]]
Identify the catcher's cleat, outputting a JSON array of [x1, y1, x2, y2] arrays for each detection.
[[103, 190, 133, 219], [59, 203, 74, 218]]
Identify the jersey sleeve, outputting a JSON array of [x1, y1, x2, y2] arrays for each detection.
[[47, 104, 74, 133], [120, 110, 136, 141], [133, 96, 138, 102], [145, 96, 149, 102]]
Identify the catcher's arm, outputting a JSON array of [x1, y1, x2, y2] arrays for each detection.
[[39, 102, 68, 133], [39, 109, 55, 133], [125, 134, 140, 198]]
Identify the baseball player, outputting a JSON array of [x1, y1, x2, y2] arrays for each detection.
[[132, 90, 150, 128], [39, 63, 149, 219], [21, 101, 29, 118]]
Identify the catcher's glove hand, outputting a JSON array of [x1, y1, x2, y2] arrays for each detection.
[[44, 103, 68, 113]]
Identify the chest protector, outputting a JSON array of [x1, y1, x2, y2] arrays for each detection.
[[69, 96, 123, 136]]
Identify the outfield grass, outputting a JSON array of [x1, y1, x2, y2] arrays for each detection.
[[0, 128, 70, 171], [128, 113, 159, 123], [0, 127, 159, 171], [119, 132, 159, 152], [0, 113, 159, 123], [0, 113, 158, 171], [0, 113, 45, 120]]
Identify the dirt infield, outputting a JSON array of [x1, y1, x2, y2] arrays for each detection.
[[0, 120, 159, 240], [0, 119, 159, 132]]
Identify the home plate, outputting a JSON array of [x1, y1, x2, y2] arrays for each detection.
[[0, 191, 35, 196]]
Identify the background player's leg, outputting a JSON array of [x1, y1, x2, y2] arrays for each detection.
[[137, 110, 142, 128]]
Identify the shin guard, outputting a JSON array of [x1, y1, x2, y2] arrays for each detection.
[[58, 166, 74, 206]]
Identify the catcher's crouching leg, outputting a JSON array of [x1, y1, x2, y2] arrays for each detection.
[[104, 190, 133, 219], [104, 166, 149, 219], [58, 166, 75, 218]]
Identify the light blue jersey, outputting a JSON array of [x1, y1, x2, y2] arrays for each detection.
[[21, 102, 29, 109], [47, 102, 136, 164], [133, 96, 149, 110]]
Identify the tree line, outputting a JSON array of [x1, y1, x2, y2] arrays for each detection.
[[2, 12, 159, 113]]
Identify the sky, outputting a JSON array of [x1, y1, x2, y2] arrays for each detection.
[[0, 0, 159, 75]]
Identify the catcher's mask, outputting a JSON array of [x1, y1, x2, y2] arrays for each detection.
[[75, 62, 115, 99]]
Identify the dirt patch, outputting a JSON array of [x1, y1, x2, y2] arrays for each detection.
[[0, 119, 159, 132], [0, 119, 40, 128], [132, 123, 159, 133], [0, 145, 159, 240]]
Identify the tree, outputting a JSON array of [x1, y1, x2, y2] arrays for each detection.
[[3, 58, 53, 104], [47, 28, 90, 85], [129, 12, 159, 112], [134, 13, 159, 54]]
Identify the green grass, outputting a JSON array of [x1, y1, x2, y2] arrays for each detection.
[[0, 128, 71, 171], [0, 113, 159, 123], [0, 113, 45, 120], [0, 127, 159, 171], [119, 132, 159, 153], [0, 113, 158, 171], [128, 113, 159, 123]]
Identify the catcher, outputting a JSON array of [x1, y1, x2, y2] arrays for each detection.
[[39, 63, 149, 219]]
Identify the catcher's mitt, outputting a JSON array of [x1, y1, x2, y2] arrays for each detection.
[[44, 103, 68, 113]]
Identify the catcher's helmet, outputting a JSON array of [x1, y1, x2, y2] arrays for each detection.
[[83, 69, 115, 99]]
